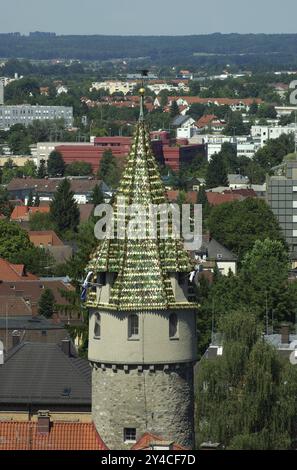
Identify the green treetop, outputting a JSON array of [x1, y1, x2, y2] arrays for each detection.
[[47, 150, 66, 177], [38, 288, 55, 318], [50, 179, 80, 234]]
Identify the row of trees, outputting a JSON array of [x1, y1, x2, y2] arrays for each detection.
[[196, 309, 297, 450]]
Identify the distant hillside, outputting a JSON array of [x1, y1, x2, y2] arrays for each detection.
[[1, 33, 297, 69]]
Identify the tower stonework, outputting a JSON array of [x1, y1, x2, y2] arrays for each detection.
[[85, 91, 197, 450]]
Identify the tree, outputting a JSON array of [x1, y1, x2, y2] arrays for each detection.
[[197, 185, 210, 222], [0, 220, 32, 261], [34, 193, 40, 207], [257, 104, 277, 119], [47, 150, 65, 177], [170, 100, 180, 118], [0, 187, 11, 217], [240, 239, 292, 322], [189, 81, 201, 96], [23, 160, 36, 177], [50, 179, 80, 233], [207, 198, 284, 259], [196, 310, 297, 450], [29, 211, 56, 231], [65, 219, 98, 284], [27, 190, 34, 207], [254, 133, 295, 171], [205, 153, 228, 189], [249, 101, 258, 115], [220, 142, 238, 173], [97, 149, 120, 189], [38, 288, 55, 318], [187, 103, 206, 120], [37, 159, 47, 178], [224, 111, 248, 136], [91, 183, 104, 206], [65, 161, 93, 176]]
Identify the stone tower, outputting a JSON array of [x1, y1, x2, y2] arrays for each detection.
[[85, 89, 197, 450]]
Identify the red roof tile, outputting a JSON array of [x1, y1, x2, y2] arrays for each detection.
[[132, 432, 187, 450], [206, 192, 242, 206], [0, 422, 108, 450], [0, 258, 38, 281], [166, 190, 197, 204], [10, 206, 50, 222]]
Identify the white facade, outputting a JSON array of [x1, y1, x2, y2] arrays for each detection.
[[147, 82, 189, 95], [90, 81, 137, 95], [176, 127, 198, 139], [251, 125, 296, 147], [202, 135, 257, 161], [0, 105, 73, 130]]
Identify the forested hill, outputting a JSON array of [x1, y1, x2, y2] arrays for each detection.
[[2, 33, 297, 68]]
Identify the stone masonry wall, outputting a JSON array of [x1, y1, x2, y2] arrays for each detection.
[[92, 363, 195, 450]]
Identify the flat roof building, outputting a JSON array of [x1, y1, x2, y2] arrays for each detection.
[[0, 105, 73, 130]]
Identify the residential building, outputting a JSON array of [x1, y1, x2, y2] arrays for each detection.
[[28, 231, 73, 264], [166, 97, 262, 113], [7, 178, 110, 205], [85, 94, 197, 450], [228, 174, 250, 189], [266, 159, 297, 259], [251, 124, 296, 147], [0, 279, 76, 322], [190, 235, 237, 276], [199, 135, 258, 161], [0, 303, 67, 352], [90, 81, 137, 95], [0, 258, 38, 281], [0, 341, 91, 420], [0, 420, 107, 450], [0, 105, 73, 130], [10, 205, 50, 222]]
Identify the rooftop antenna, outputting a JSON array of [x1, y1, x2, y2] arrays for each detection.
[[138, 69, 149, 122]]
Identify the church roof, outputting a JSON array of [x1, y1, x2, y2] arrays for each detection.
[[86, 93, 195, 312]]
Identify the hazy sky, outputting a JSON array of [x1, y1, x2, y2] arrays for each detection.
[[1, 0, 297, 35]]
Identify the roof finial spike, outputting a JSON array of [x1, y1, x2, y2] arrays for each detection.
[[138, 69, 149, 122]]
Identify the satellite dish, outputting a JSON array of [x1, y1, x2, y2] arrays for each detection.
[[289, 349, 297, 365]]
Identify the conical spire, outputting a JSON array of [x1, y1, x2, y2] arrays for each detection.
[[86, 88, 195, 312]]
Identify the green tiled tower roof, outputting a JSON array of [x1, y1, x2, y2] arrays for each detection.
[[86, 91, 195, 312]]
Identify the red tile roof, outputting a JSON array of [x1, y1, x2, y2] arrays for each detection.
[[131, 432, 187, 450], [166, 190, 197, 204], [10, 206, 49, 222], [196, 114, 218, 128], [206, 192, 243, 206], [0, 258, 38, 281], [28, 231, 64, 247], [168, 96, 263, 107], [0, 422, 108, 450]]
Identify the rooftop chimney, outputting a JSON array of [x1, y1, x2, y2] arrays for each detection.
[[61, 338, 71, 357], [281, 323, 290, 345], [37, 411, 50, 434]]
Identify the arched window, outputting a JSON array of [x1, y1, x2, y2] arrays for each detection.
[[94, 313, 101, 339], [169, 313, 178, 339], [128, 314, 139, 339]]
